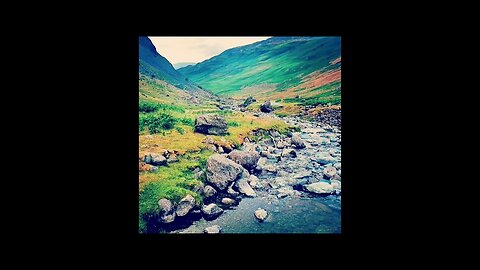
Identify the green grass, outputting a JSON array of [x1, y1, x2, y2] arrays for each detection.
[[139, 113, 176, 134], [139, 150, 212, 233], [282, 81, 341, 107], [178, 37, 340, 95]]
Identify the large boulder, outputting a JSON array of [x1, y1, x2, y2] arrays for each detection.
[[291, 134, 306, 149], [194, 114, 228, 135], [158, 198, 175, 223], [228, 150, 260, 170], [281, 148, 297, 158], [304, 182, 334, 195], [206, 154, 245, 190], [144, 153, 167, 166], [242, 96, 256, 107], [175, 194, 196, 217], [260, 100, 273, 113], [202, 203, 224, 220]]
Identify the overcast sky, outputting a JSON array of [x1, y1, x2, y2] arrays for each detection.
[[149, 37, 270, 65]]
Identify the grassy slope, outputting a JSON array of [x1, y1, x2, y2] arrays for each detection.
[[178, 37, 341, 96]]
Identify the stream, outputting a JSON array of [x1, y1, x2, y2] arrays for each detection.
[[173, 114, 342, 234]]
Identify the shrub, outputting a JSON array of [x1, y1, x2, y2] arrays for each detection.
[[179, 117, 194, 126], [139, 101, 160, 113], [228, 121, 239, 127], [176, 126, 184, 134], [139, 113, 176, 134]]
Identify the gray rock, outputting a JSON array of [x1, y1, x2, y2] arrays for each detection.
[[235, 172, 257, 197], [272, 177, 287, 188], [204, 136, 215, 144], [255, 157, 268, 170], [194, 114, 228, 135], [323, 166, 337, 179], [263, 165, 277, 173], [242, 96, 256, 107], [192, 181, 205, 194], [221, 197, 236, 205], [206, 154, 245, 190], [217, 146, 224, 154], [194, 170, 205, 181], [318, 137, 331, 145], [254, 208, 268, 222], [291, 133, 306, 149], [203, 185, 217, 198], [158, 198, 173, 213], [277, 187, 300, 198], [317, 154, 336, 165], [331, 180, 341, 192], [227, 182, 240, 196], [260, 100, 273, 113], [175, 194, 196, 217], [158, 198, 175, 223], [248, 175, 259, 188], [206, 144, 217, 152], [203, 225, 222, 234], [302, 128, 326, 133], [167, 154, 179, 163], [276, 140, 286, 149], [260, 151, 269, 157], [202, 203, 224, 220], [281, 148, 297, 158], [294, 170, 312, 179], [144, 153, 167, 166], [160, 213, 175, 223], [304, 182, 334, 195], [228, 150, 260, 170]]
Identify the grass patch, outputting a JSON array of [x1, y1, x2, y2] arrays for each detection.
[[228, 121, 239, 127], [139, 150, 212, 233], [139, 113, 176, 134]]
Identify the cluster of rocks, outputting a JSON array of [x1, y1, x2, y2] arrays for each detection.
[[155, 149, 265, 229], [242, 96, 256, 107], [152, 105, 341, 233], [239, 118, 342, 198], [202, 136, 237, 154], [313, 108, 341, 130], [139, 150, 179, 172]]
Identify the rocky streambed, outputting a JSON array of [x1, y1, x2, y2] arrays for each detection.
[[153, 112, 342, 234]]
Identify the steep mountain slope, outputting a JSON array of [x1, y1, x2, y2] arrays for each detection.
[[139, 37, 215, 105], [139, 36, 201, 91], [178, 36, 341, 104]]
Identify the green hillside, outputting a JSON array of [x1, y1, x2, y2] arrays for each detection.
[[139, 36, 200, 91], [178, 36, 341, 97]]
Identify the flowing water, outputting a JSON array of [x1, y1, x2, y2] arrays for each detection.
[[171, 115, 342, 234], [174, 194, 341, 233]]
